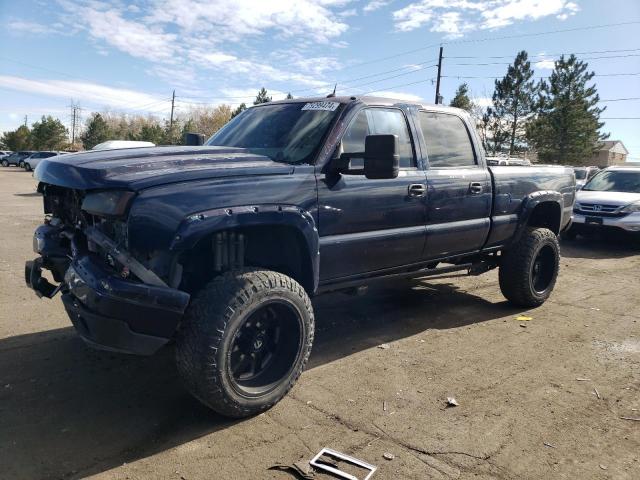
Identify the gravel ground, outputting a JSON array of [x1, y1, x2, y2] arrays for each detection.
[[0, 167, 638, 480]]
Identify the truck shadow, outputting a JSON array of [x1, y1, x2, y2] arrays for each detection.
[[0, 280, 519, 479], [561, 232, 640, 259]]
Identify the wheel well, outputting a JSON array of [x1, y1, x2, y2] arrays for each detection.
[[179, 225, 314, 294], [528, 202, 561, 234]]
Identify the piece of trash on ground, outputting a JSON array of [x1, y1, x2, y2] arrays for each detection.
[[515, 315, 533, 321], [446, 397, 459, 407], [599, 464, 608, 470], [268, 460, 315, 479], [543, 442, 556, 448], [620, 416, 640, 422], [383, 452, 395, 461], [310, 448, 377, 480], [378, 343, 390, 350], [575, 378, 590, 381]]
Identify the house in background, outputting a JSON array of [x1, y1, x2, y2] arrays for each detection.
[[589, 140, 628, 167]]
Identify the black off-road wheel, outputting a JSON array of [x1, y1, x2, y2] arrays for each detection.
[[176, 269, 314, 418], [499, 227, 560, 307]]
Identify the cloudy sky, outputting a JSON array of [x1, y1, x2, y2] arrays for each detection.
[[1, 0, 639, 159]]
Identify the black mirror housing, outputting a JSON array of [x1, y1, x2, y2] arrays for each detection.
[[364, 134, 399, 179], [184, 132, 205, 146]]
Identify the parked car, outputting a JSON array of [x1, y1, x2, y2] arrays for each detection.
[[573, 166, 600, 190], [91, 140, 155, 150], [566, 165, 640, 238], [0, 150, 13, 160], [23, 151, 60, 171], [1, 151, 35, 167], [25, 96, 575, 418]]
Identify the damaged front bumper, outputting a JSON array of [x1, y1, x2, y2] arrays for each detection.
[[25, 228, 190, 355]]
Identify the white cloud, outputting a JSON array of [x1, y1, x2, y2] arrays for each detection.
[[473, 96, 492, 107], [0, 75, 170, 114], [8, 20, 50, 35], [364, 1, 391, 13], [535, 59, 555, 70], [392, 0, 579, 35], [365, 90, 423, 102]]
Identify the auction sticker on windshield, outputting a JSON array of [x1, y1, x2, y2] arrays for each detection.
[[301, 101, 340, 111]]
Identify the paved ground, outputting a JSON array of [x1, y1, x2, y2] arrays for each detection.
[[0, 167, 638, 480]]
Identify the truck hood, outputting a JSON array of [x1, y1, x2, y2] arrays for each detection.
[[34, 146, 295, 191], [576, 189, 640, 207]]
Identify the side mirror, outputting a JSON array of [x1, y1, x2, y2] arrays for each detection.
[[363, 134, 399, 179], [184, 132, 205, 146]]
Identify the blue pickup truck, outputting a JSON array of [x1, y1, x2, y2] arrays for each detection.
[[26, 96, 575, 417]]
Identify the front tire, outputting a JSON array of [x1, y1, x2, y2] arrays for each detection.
[[176, 269, 314, 418], [499, 227, 560, 307], [24, 163, 31, 171], [1, 160, 8, 167]]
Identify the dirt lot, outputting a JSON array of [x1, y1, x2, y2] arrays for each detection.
[[0, 167, 638, 480]]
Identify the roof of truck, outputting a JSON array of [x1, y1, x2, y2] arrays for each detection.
[[265, 95, 463, 113]]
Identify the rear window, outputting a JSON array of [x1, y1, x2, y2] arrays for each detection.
[[419, 111, 476, 167]]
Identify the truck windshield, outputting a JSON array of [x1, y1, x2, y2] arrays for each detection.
[[206, 102, 341, 164], [583, 170, 640, 193]]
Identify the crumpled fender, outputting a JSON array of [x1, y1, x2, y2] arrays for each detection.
[[169, 204, 320, 291]]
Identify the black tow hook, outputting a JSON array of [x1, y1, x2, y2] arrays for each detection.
[[25, 258, 63, 299]]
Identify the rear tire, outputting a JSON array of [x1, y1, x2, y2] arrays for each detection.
[[175, 268, 314, 418], [24, 163, 31, 171], [18, 161, 24, 169], [1, 160, 8, 167], [499, 227, 560, 307]]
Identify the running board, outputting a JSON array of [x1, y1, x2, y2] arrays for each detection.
[[318, 262, 480, 294]]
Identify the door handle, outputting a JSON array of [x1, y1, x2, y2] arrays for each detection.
[[469, 182, 483, 194], [408, 183, 426, 197]]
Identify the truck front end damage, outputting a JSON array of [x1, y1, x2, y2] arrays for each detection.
[[25, 183, 190, 355]]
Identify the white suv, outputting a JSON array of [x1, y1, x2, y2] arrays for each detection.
[[568, 166, 640, 237]]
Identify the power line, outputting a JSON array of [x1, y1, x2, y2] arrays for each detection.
[[601, 117, 640, 119], [446, 53, 640, 67], [444, 47, 640, 59], [600, 97, 640, 102], [442, 72, 640, 79]]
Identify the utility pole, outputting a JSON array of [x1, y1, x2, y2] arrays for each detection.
[[24, 115, 27, 127], [170, 90, 176, 129], [435, 46, 443, 104], [69, 101, 80, 146]]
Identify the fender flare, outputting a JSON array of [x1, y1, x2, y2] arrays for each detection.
[[513, 190, 564, 242], [169, 204, 320, 292]]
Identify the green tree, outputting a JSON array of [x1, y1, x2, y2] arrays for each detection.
[[0, 125, 32, 151], [489, 51, 537, 155], [526, 55, 608, 165], [136, 123, 165, 144], [286, 92, 294, 99], [81, 113, 110, 149], [230, 103, 247, 119], [253, 87, 272, 105], [30, 116, 68, 150], [449, 83, 473, 112]]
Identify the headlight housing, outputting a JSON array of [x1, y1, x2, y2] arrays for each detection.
[[81, 190, 136, 217], [619, 201, 640, 214]]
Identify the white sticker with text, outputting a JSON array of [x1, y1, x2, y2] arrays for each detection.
[[301, 101, 340, 111]]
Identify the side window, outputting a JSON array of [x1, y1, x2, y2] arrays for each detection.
[[342, 108, 416, 169], [419, 111, 476, 167]]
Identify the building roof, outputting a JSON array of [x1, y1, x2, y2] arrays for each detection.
[[598, 140, 629, 154]]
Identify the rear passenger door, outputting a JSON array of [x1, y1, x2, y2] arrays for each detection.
[[317, 107, 428, 280], [418, 111, 492, 259]]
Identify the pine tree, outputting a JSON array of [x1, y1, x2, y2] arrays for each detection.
[[81, 113, 110, 149], [30, 116, 68, 150], [489, 51, 537, 155], [449, 83, 473, 112], [526, 55, 608, 165], [253, 88, 272, 105], [230, 103, 247, 119], [286, 92, 294, 99], [0, 125, 32, 151]]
